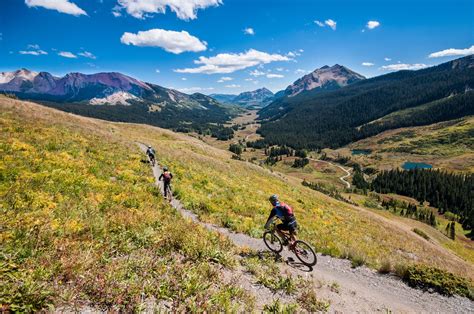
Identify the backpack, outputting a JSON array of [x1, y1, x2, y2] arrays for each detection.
[[162, 171, 172, 183], [279, 202, 294, 216]]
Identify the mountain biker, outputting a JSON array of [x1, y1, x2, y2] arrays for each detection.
[[146, 145, 156, 164], [264, 194, 298, 247], [159, 166, 173, 199]]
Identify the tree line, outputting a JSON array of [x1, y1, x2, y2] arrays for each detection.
[[372, 169, 473, 233]]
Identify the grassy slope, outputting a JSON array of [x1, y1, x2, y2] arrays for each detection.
[[117, 118, 474, 281], [345, 117, 474, 172], [2, 98, 473, 310], [0, 97, 251, 312]]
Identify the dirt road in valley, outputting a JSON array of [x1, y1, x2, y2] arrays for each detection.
[[138, 143, 472, 313]]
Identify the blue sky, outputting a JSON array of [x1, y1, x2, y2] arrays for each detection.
[[1, 0, 473, 94]]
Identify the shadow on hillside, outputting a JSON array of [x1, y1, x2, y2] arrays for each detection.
[[240, 250, 313, 273]]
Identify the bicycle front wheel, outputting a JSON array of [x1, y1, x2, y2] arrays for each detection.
[[263, 231, 283, 253], [293, 240, 317, 266]]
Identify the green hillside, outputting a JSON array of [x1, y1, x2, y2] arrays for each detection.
[[257, 56, 474, 149]]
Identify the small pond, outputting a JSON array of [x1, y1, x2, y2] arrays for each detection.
[[351, 149, 372, 155], [402, 162, 433, 170]]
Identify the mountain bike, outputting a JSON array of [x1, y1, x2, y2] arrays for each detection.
[[263, 224, 317, 267], [164, 183, 173, 202], [148, 154, 156, 167]]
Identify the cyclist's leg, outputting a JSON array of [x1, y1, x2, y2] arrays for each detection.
[[288, 221, 298, 248], [276, 223, 290, 244]]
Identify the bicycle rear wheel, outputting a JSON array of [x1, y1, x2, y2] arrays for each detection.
[[263, 231, 283, 253], [166, 185, 173, 201], [293, 240, 317, 266]]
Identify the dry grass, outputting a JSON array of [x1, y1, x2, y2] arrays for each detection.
[[0, 97, 253, 311]]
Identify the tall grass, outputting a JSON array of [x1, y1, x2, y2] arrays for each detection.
[[0, 106, 250, 311]]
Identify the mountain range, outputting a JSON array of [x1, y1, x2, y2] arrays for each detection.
[[0, 69, 239, 137], [210, 65, 365, 108], [282, 64, 366, 97], [258, 55, 474, 149], [210, 88, 275, 109]]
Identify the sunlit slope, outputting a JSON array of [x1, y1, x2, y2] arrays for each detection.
[[117, 116, 474, 279], [0, 96, 248, 311], [349, 116, 474, 172], [0, 99, 474, 293]]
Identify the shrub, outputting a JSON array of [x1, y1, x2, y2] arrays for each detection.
[[413, 228, 430, 240], [378, 260, 392, 274], [402, 264, 473, 299]]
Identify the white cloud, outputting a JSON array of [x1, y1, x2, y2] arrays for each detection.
[[245, 78, 253, 81], [155, 69, 160, 73], [275, 67, 284, 72], [78, 51, 96, 59], [325, 19, 337, 30], [181, 77, 187, 80], [178, 86, 214, 93], [366, 20, 380, 30], [116, 0, 221, 20], [362, 62, 374, 66], [217, 76, 233, 82], [428, 45, 474, 58], [225, 84, 240, 88], [112, 5, 122, 17], [249, 69, 266, 77], [58, 51, 77, 58], [25, 0, 87, 16], [19, 49, 48, 56], [299, 49, 304, 53], [266, 73, 284, 79], [295, 69, 307, 75], [314, 20, 324, 27], [244, 27, 255, 35], [120, 29, 207, 54], [27, 44, 40, 49], [174, 49, 291, 74], [380, 63, 428, 71], [384, 57, 391, 61]]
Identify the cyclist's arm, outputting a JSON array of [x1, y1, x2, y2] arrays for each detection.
[[264, 208, 277, 229], [158, 174, 163, 181]]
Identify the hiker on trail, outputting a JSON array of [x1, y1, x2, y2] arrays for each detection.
[[146, 145, 156, 165], [264, 194, 298, 247], [159, 166, 173, 198]]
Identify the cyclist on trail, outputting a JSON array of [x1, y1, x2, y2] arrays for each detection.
[[159, 166, 173, 199], [264, 194, 298, 247], [146, 145, 156, 165]]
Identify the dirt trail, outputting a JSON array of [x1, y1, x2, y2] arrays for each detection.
[[138, 143, 472, 313], [309, 158, 352, 188]]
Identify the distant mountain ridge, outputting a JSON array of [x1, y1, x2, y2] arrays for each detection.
[[210, 88, 275, 109], [283, 64, 366, 97], [0, 69, 240, 136]]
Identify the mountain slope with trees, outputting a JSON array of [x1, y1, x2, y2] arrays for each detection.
[[258, 56, 474, 149], [0, 69, 240, 137]]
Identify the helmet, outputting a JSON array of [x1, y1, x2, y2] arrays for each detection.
[[269, 194, 279, 204], [148, 145, 152, 148], [163, 166, 168, 171]]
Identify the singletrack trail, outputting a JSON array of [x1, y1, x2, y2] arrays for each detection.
[[309, 158, 352, 189], [137, 143, 472, 313]]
